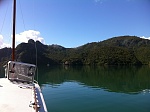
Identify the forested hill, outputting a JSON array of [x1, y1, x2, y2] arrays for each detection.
[[0, 36, 150, 66]]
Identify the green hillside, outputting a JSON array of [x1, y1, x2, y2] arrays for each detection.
[[0, 36, 150, 66]]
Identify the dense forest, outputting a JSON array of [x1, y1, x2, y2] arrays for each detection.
[[0, 36, 150, 66]]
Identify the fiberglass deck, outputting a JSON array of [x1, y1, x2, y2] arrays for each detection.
[[0, 78, 35, 112]]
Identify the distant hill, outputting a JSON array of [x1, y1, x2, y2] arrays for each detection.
[[101, 36, 150, 47], [0, 36, 150, 66]]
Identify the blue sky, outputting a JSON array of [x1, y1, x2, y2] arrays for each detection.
[[0, 0, 150, 48]]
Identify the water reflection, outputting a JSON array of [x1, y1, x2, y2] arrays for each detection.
[[37, 65, 150, 94]]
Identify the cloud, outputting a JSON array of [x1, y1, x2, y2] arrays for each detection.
[[95, 0, 103, 3], [95, 0, 101, 2], [126, 0, 134, 1], [0, 35, 3, 45], [15, 30, 44, 44], [0, 30, 44, 49], [0, 35, 11, 48], [94, 0, 108, 4], [140, 36, 150, 40]]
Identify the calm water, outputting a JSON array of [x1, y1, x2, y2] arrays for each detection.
[[0, 66, 150, 112], [37, 66, 150, 112]]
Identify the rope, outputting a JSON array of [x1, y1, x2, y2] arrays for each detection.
[[33, 0, 36, 29], [18, 0, 39, 82], [18, 0, 26, 31], [35, 42, 38, 82], [0, 0, 11, 51], [18, 0, 39, 83], [0, 1, 9, 34], [33, 0, 39, 83]]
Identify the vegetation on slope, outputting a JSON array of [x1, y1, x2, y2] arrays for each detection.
[[0, 36, 150, 66]]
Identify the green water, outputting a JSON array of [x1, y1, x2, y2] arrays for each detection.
[[0, 66, 150, 112], [37, 66, 150, 112]]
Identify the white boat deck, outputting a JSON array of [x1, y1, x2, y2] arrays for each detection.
[[0, 78, 47, 112]]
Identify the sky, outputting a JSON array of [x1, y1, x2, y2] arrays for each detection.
[[0, 0, 150, 48]]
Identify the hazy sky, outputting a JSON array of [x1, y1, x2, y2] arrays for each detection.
[[0, 0, 150, 48]]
